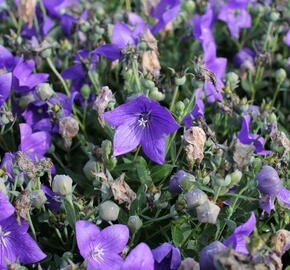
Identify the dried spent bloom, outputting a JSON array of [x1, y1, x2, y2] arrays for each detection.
[[196, 200, 220, 224], [178, 258, 200, 270], [121, 242, 155, 270], [184, 127, 206, 163], [14, 189, 31, 223], [93, 86, 113, 127], [142, 50, 161, 77], [59, 116, 79, 148], [18, 0, 37, 27], [233, 139, 255, 168], [256, 166, 281, 196], [76, 221, 129, 270], [199, 241, 226, 270], [0, 215, 47, 268], [110, 174, 136, 209], [14, 151, 37, 179], [103, 95, 180, 164], [152, 242, 181, 270], [272, 229, 290, 257], [224, 212, 256, 254]]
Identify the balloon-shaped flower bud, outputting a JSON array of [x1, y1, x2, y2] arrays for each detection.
[[200, 241, 226, 270], [256, 165, 281, 196], [196, 201, 220, 224], [185, 189, 208, 209], [31, 189, 47, 209], [35, 83, 54, 101], [52, 175, 73, 195], [127, 215, 143, 233], [99, 200, 120, 221], [169, 170, 195, 194]]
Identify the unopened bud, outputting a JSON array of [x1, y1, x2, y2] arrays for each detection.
[[31, 189, 47, 208], [196, 200, 220, 224], [35, 83, 54, 101], [175, 76, 186, 86], [101, 140, 112, 158], [185, 188, 208, 209], [52, 174, 73, 195], [270, 11, 280, 22], [267, 113, 277, 123], [143, 79, 155, 89], [175, 101, 185, 113], [149, 88, 165, 101], [81, 84, 91, 100], [229, 170, 242, 185], [127, 215, 143, 233], [275, 68, 286, 84], [184, 1, 196, 13], [99, 200, 120, 221], [83, 160, 98, 181]]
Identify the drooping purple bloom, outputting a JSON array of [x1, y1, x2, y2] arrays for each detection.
[[183, 88, 205, 128], [0, 215, 46, 268], [76, 220, 129, 270], [43, 0, 79, 18], [200, 241, 226, 270], [234, 48, 256, 68], [152, 242, 181, 270], [168, 170, 188, 194], [41, 185, 62, 211], [277, 187, 290, 209], [103, 95, 180, 164], [237, 115, 272, 155], [259, 195, 275, 215], [0, 73, 12, 108], [0, 192, 14, 221], [150, 0, 181, 34], [121, 242, 154, 270], [218, 0, 251, 39], [18, 123, 51, 162], [224, 212, 256, 254], [0, 45, 48, 93], [284, 30, 290, 46]]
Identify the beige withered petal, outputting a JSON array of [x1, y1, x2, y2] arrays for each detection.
[[233, 139, 255, 168], [178, 258, 200, 270], [142, 50, 161, 77], [184, 127, 206, 162], [110, 174, 136, 209], [143, 29, 158, 52], [14, 151, 37, 179], [15, 190, 31, 224], [93, 86, 113, 127], [143, 0, 160, 16], [59, 116, 79, 148], [272, 229, 290, 256], [18, 0, 37, 28]]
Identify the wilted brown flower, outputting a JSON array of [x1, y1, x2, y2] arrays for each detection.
[[178, 258, 200, 270], [14, 151, 37, 179], [93, 86, 113, 127], [143, 0, 160, 16], [272, 230, 290, 257], [233, 139, 255, 168], [18, 0, 37, 28], [142, 50, 161, 77], [59, 116, 79, 148], [143, 29, 158, 52], [184, 127, 206, 163], [15, 190, 31, 224]]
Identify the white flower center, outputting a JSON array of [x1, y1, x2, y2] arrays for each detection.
[[0, 225, 11, 247], [137, 112, 151, 127], [91, 243, 105, 262]]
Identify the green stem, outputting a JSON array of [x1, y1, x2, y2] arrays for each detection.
[[132, 59, 142, 93], [27, 213, 37, 240], [270, 82, 282, 109], [143, 213, 175, 227], [170, 86, 179, 111]]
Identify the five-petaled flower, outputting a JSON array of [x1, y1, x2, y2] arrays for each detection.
[[103, 95, 180, 164]]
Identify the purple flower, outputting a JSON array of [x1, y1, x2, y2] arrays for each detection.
[[234, 48, 256, 68], [183, 88, 205, 128], [150, 0, 181, 34], [237, 115, 272, 155], [0, 45, 48, 93], [256, 165, 281, 196], [224, 212, 256, 254], [168, 170, 188, 193], [19, 123, 51, 162], [0, 192, 14, 221], [200, 241, 226, 270], [41, 185, 62, 211], [76, 220, 129, 270], [255, 166, 290, 214], [43, 0, 79, 18], [103, 95, 180, 164], [0, 215, 46, 268], [0, 152, 14, 179], [284, 30, 290, 46], [121, 242, 154, 270], [152, 242, 181, 270], [112, 22, 140, 48], [0, 73, 12, 108], [218, 0, 251, 39]]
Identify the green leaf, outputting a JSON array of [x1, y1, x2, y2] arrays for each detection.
[[130, 185, 146, 215], [136, 163, 152, 184], [171, 225, 184, 247], [151, 164, 175, 183], [224, 219, 237, 231]]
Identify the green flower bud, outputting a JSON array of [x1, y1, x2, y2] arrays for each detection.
[[138, 40, 148, 50], [275, 68, 286, 84], [83, 160, 98, 181], [95, 26, 105, 35], [184, 1, 196, 13], [252, 158, 262, 172], [104, 157, 117, 171], [215, 176, 231, 187], [252, 3, 264, 15], [31, 190, 47, 209], [149, 88, 165, 101], [175, 76, 186, 86], [41, 48, 52, 58], [18, 93, 35, 110], [127, 215, 143, 233], [229, 170, 242, 185], [36, 83, 54, 101], [99, 200, 120, 221], [175, 101, 185, 113], [52, 175, 73, 195], [101, 140, 112, 158], [80, 21, 90, 32], [81, 84, 91, 100], [267, 113, 277, 123], [143, 79, 155, 89], [226, 72, 239, 90], [123, 69, 133, 80], [96, 8, 105, 18], [270, 11, 280, 22]]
